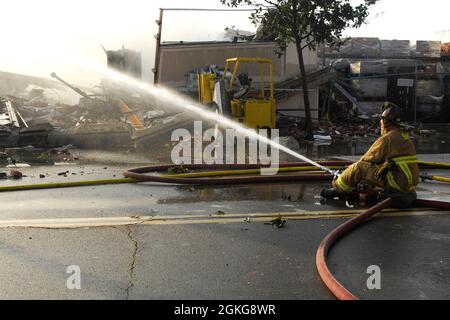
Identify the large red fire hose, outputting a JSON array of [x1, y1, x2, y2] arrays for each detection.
[[316, 198, 394, 300], [316, 197, 450, 300], [123, 161, 450, 300], [123, 161, 349, 184], [123, 161, 351, 185], [123, 160, 449, 185]]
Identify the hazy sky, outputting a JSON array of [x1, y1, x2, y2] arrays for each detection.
[[0, 0, 449, 85]]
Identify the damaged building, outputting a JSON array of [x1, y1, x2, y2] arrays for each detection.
[[2, 35, 449, 153], [0, 72, 66, 148], [319, 38, 450, 123]]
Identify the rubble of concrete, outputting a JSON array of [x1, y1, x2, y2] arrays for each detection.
[[0, 144, 78, 167], [0, 68, 199, 154]]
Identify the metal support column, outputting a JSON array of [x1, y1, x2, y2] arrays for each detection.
[[153, 8, 164, 85]]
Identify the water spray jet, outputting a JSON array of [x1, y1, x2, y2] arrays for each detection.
[[68, 58, 339, 176]]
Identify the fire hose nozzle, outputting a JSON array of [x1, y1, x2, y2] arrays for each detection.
[[330, 169, 341, 180]]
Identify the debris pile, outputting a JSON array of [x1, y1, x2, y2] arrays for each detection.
[[0, 144, 77, 167], [0, 70, 186, 151]]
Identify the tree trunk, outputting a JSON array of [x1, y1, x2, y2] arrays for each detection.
[[295, 37, 314, 141]]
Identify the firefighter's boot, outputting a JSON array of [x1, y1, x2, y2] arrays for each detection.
[[320, 187, 345, 200]]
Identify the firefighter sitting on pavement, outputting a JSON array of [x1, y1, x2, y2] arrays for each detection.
[[321, 102, 419, 206]]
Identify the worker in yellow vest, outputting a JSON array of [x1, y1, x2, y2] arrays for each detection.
[[321, 102, 419, 207]]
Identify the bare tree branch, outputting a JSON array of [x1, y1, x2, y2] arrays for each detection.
[[300, 29, 314, 41], [301, 40, 315, 50]]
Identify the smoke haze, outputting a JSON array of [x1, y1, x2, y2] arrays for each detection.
[[0, 0, 448, 89]]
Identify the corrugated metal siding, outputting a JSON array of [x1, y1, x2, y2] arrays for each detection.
[[381, 40, 411, 58], [318, 38, 381, 58], [416, 41, 442, 58]]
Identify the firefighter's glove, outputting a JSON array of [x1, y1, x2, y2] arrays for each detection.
[[332, 168, 345, 181]]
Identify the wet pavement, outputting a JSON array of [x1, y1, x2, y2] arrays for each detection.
[[280, 127, 450, 162], [0, 152, 448, 299]]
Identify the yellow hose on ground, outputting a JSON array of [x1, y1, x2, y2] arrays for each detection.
[[0, 166, 342, 193], [0, 161, 449, 193], [427, 176, 450, 184], [0, 178, 136, 192]]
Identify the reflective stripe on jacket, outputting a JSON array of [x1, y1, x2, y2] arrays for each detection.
[[361, 128, 419, 192]]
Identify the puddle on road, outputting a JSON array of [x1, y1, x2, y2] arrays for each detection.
[[158, 183, 323, 204], [2, 129, 449, 167], [159, 182, 351, 210], [281, 135, 450, 162]]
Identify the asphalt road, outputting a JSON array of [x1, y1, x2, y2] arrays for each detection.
[[0, 154, 448, 299]]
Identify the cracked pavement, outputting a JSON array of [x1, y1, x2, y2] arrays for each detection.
[[124, 226, 138, 300]]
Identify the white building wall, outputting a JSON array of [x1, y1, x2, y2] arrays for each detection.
[[158, 42, 286, 87], [158, 41, 318, 86], [285, 43, 318, 79], [277, 88, 320, 122]]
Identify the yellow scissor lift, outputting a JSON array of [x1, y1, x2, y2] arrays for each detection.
[[198, 57, 276, 129]]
